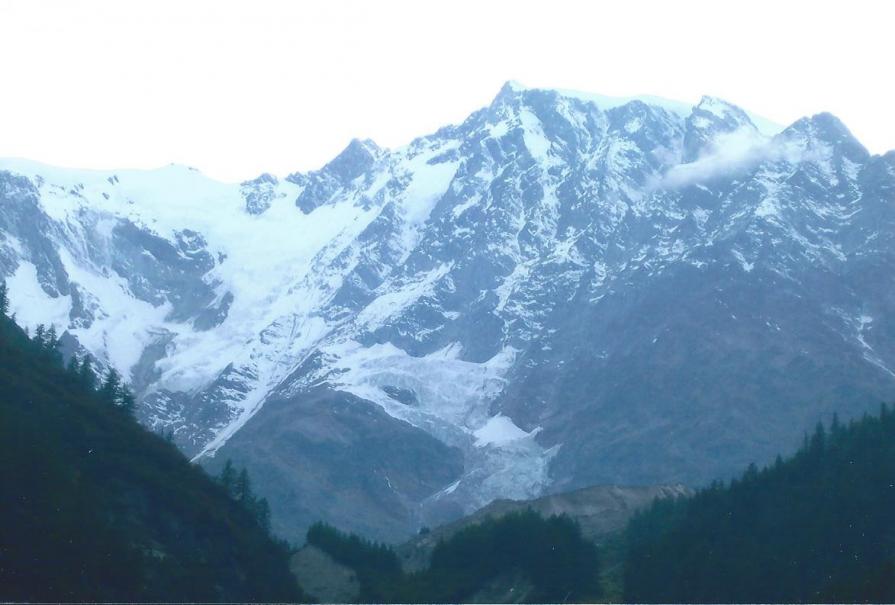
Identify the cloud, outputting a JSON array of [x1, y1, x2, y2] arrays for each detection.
[[659, 127, 771, 189], [654, 124, 832, 191]]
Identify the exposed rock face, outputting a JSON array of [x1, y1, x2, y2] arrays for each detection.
[[2, 82, 894, 542], [290, 545, 360, 604], [202, 387, 464, 544]]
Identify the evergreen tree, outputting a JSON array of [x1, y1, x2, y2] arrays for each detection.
[[99, 368, 122, 406], [44, 325, 62, 365], [219, 460, 237, 496], [235, 468, 252, 505], [78, 357, 96, 391], [254, 497, 271, 533], [66, 355, 82, 377], [118, 386, 136, 416], [810, 420, 827, 452], [33, 324, 46, 349], [45, 325, 58, 350], [0, 280, 8, 316]]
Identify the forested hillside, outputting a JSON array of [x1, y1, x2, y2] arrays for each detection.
[[305, 511, 602, 603], [0, 283, 303, 602], [624, 408, 895, 602]]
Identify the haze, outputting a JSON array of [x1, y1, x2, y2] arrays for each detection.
[[0, 0, 891, 182]]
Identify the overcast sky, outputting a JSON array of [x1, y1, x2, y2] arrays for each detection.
[[0, 0, 891, 182]]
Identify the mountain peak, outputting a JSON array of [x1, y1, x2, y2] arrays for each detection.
[[322, 138, 382, 183], [694, 96, 751, 121], [682, 96, 759, 162], [489, 80, 529, 110], [501, 80, 527, 94], [781, 112, 869, 161]]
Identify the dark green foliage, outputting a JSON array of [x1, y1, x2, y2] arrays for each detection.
[[623, 409, 895, 603], [77, 356, 96, 391], [93, 366, 137, 415], [33, 322, 44, 343], [235, 467, 252, 503], [307, 521, 403, 601], [219, 458, 237, 493], [419, 510, 603, 603], [29, 323, 63, 366], [98, 367, 121, 405], [0, 280, 8, 316], [118, 386, 136, 416], [0, 312, 304, 602], [65, 353, 81, 376], [820, 559, 895, 602], [216, 460, 272, 532], [308, 510, 602, 603]]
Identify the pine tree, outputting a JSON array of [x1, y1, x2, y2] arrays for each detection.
[[254, 497, 271, 533], [99, 368, 122, 406], [810, 421, 827, 452], [0, 280, 8, 316], [34, 324, 46, 348], [235, 468, 252, 505], [831, 412, 842, 435], [44, 325, 62, 365], [118, 386, 136, 416], [66, 355, 82, 376], [78, 357, 96, 391], [46, 325, 58, 350], [219, 460, 237, 496]]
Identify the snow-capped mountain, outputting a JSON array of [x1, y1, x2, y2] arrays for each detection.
[[2, 81, 894, 542]]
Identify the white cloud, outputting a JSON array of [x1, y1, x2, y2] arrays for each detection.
[[660, 128, 771, 189]]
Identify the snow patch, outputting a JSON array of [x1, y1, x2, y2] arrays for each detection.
[[474, 414, 540, 447], [731, 249, 754, 272], [6, 262, 71, 331]]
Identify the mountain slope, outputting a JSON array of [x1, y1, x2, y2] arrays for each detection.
[[2, 82, 894, 541], [0, 309, 302, 602]]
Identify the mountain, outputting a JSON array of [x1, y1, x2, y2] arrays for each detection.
[[1, 82, 894, 541], [0, 307, 302, 601]]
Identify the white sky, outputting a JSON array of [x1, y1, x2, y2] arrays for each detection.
[[0, 0, 892, 183]]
